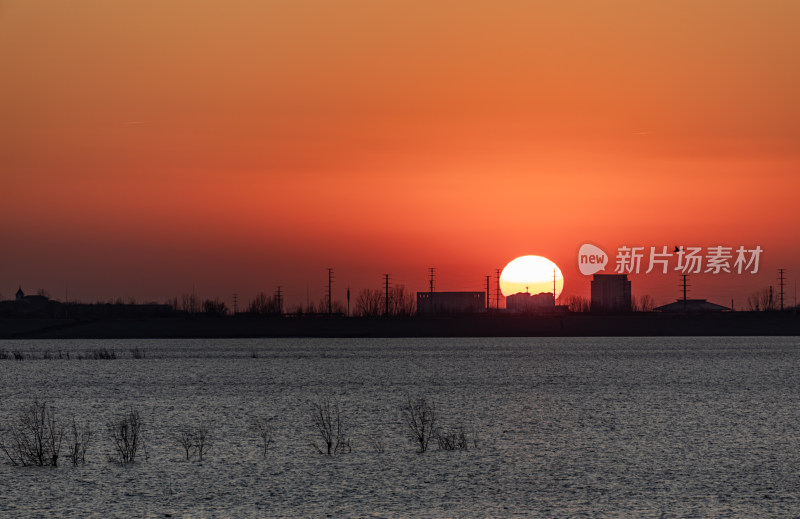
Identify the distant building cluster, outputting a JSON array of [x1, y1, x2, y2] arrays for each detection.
[[506, 291, 555, 312]]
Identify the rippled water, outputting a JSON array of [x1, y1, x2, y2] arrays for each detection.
[[1, 337, 799, 518]]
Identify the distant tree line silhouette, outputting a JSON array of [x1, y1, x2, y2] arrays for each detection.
[[246, 292, 282, 315], [354, 285, 415, 316], [747, 287, 780, 311]]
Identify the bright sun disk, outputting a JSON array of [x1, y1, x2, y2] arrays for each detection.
[[499, 255, 564, 299]]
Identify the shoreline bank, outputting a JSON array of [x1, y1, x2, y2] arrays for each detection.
[[2, 313, 799, 339]]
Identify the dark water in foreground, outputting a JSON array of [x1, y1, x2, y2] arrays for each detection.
[[0, 337, 799, 518]]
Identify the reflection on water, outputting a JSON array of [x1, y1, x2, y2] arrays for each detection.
[[0, 336, 799, 517]]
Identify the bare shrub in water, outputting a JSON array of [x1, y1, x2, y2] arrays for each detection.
[[400, 394, 437, 453], [0, 400, 64, 466], [174, 428, 195, 461], [252, 417, 274, 458], [193, 427, 212, 461], [368, 434, 385, 454], [67, 418, 91, 465], [310, 397, 351, 455], [436, 426, 472, 451], [108, 410, 143, 465], [173, 425, 213, 461]]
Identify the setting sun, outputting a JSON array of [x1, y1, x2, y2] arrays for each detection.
[[500, 256, 564, 300]]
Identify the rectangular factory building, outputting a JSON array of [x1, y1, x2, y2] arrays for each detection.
[[590, 274, 632, 312], [416, 292, 486, 315]]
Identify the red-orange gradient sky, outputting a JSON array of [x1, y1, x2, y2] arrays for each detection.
[[2, 1, 799, 309]]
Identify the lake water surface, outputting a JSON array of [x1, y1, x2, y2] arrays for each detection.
[[1, 336, 799, 518]]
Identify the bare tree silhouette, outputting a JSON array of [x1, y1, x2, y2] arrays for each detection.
[[389, 285, 416, 316], [400, 394, 437, 453], [202, 298, 229, 317], [252, 417, 274, 458], [0, 400, 64, 466], [748, 288, 776, 311], [108, 410, 144, 465], [180, 293, 200, 313], [632, 295, 655, 312], [67, 417, 91, 465], [355, 286, 414, 316], [567, 295, 590, 312], [174, 428, 194, 461], [310, 397, 351, 455], [247, 292, 282, 315], [354, 289, 383, 316]]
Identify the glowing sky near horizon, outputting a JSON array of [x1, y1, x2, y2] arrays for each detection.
[[2, 0, 799, 308]]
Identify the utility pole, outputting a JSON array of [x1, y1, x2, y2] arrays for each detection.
[[346, 287, 350, 317], [485, 275, 491, 310], [384, 274, 391, 317], [429, 267, 435, 294], [275, 286, 282, 315], [778, 268, 786, 311], [681, 274, 689, 313], [327, 268, 334, 314], [495, 268, 501, 310], [232, 293, 238, 315], [553, 269, 557, 303]]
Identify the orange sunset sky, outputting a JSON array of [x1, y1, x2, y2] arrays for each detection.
[[2, 0, 799, 309]]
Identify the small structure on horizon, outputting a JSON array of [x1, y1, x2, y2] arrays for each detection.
[[590, 274, 632, 312], [506, 291, 555, 312], [654, 299, 730, 313], [2, 286, 172, 319], [13, 286, 50, 305], [416, 291, 485, 315], [5, 286, 54, 317]]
